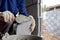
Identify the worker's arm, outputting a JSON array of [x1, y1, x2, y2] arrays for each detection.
[[17, 0, 29, 16]]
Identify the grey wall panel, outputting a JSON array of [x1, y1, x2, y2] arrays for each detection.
[[26, 0, 33, 6], [33, 0, 37, 3], [27, 5, 38, 35], [26, 0, 38, 35], [27, 5, 37, 18]]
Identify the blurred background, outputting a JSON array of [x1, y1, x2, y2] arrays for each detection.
[[41, 0, 60, 40]]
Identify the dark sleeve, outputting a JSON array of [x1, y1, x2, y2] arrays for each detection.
[[17, 0, 29, 16], [0, 0, 2, 6]]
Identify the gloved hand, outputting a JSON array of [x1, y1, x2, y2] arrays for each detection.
[[3, 11, 15, 22], [29, 15, 35, 32]]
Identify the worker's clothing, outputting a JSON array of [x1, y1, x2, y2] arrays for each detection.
[[0, 0, 29, 16]]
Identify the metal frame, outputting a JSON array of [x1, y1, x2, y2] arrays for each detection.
[[37, 0, 41, 36]]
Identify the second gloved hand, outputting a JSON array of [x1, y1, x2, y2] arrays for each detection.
[[3, 11, 15, 22]]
